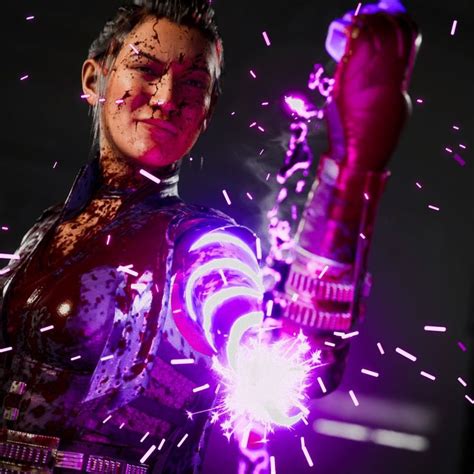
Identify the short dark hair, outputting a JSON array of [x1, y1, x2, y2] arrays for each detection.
[[87, 0, 224, 148]]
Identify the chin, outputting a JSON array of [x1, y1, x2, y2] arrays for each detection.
[[135, 147, 181, 168]]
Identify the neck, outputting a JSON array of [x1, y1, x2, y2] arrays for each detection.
[[96, 149, 181, 197]]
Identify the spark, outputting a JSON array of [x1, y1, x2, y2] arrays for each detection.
[[250, 70, 257, 79], [129, 43, 140, 54], [415, 182, 423, 189], [249, 122, 257, 128], [459, 144, 467, 149], [450, 20, 458, 36], [0, 347, 13, 353], [266, 173, 271, 181], [140, 432, 150, 443], [359, 233, 366, 240], [324, 341, 335, 348], [219, 269, 228, 285], [300, 437, 314, 467], [119, 422, 125, 429], [170, 358, 195, 365], [177, 433, 189, 447], [246, 192, 253, 201], [458, 341, 467, 352], [395, 347, 417, 362], [39, 325, 54, 333], [361, 369, 379, 378], [222, 189, 232, 205], [70, 355, 81, 361], [212, 330, 320, 437], [115, 99, 125, 104], [318, 265, 329, 279], [349, 390, 359, 407], [26, 16, 35, 20], [420, 371, 436, 381], [445, 147, 453, 153], [262, 31, 271, 46], [424, 325, 446, 332], [258, 126, 265, 132], [261, 102, 269, 106], [416, 98, 423, 104], [100, 355, 114, 362], [193, 384, 210, 393], [158, 439, 166, 450], [0, 253, 20, 260], [428, 205, 440, 211], [102, 415, 112, 424], [139, 169, 161, 184], [317, 377, 327, 394], [354, 2, 362, 16], [80, 94, 90, 99], [20, 75, 29, 81], [256, 238, 262, 260], [53, 161, 58, 169], [452, 125, 460, 130], [458, 377, 467, 387], [364, 193, 370, 201], [106, 234, 111, 245], [377, 342, 385, 355], [465, 395, 474, 405], [140, 445, 156, 464], [270, 456, 276, 474], [117, 265, 138, 276], [266, 300, 274, 316]]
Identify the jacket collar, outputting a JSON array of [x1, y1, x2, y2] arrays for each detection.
[[61, 153, 181, 221]]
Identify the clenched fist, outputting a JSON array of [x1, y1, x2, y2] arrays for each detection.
[[326, 11, 421, 171]]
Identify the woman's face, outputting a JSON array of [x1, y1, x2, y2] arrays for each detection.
[[90, 16, 219, 167]]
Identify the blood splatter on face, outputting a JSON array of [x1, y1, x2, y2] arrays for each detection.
[[98, 16, 219, 167]]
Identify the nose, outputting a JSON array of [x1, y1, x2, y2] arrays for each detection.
[[149, 69, 176, 117]]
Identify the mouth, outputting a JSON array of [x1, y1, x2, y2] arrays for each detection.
[[138, 118, 179, 136]]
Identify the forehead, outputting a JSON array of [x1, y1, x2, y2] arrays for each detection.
[[120, 16, 218, 71]]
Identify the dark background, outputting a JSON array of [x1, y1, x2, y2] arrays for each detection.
[[1, 1, 473, 473]]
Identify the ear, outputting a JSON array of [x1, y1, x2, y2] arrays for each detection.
[[81, 58, 103, 107]]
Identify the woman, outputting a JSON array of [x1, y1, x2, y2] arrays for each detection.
[[0, 0, 419, 472]]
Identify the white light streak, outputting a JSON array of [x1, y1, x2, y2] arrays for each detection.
[[395, 347, 417, 362], [270, 456, 276, 474], [39, 325, 54, 333], [193, 384, 210, 393], [458, 377, 467, 387], [140, 432, 150, 443], [361, 369, 379, 378], [158, 438, 166, 450], [262, 31, 271, 46], [70, 355, 81, 361], [0, 253, 20, 260], [300, 437, 314, 467], [100, 354, 114, 362], [420, 371, 436, 381], [317, 377, 327, 394], [377, 342, 385, 355], [177, 433, 189, 447], [102, 415, 112, 424], [424, 325, 446, 332], [170, 358, 195, 365], [140, 445, 156, 464], [222, 189, 232, 205], [450, 20, 458, 35], [0, 346, 13, 353], [139, 169, 161, 184], [349, 390, 359, 407]]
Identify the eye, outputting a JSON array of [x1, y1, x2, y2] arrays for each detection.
[[136, 66, 158, 76], [183, 78, 208, 90]]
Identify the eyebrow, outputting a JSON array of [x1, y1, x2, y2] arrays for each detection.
[[134, 51, 211, 77]]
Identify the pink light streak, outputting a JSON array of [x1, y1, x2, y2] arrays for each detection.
[[424, 325, 446, 332], [1, 226, 8, 231], [317, 376, 327, 394], [300, 437, 314, 467], [177, 433, 189, 447], [20, 75, 29, 81], [262, 31, 271, 46], [416, 98, 423, 104], [458, 341, 467, 352], [416, 182, 423, 189], [158, 439, 166, 450], [377, 342, 385, 355], [465, 395, 473, 405], [420, 371, 436, 381], [140, 445, 157, 464], [395, 347, 417, 362], [170, 358, 195, 365], [270, 456, 276, 474], [450, 20, 458, 36], [250, 70, 257, 79], [349, 390, 359, 407], [26, 16, 35, 20], [361, 369, 379, 378], [39, 325, 54, 333], [106, 234, 111, 246], [246, 192, 253, 201], [0, 253, 20, 260], [139, 169, 161, 184], [0, 347, 13, 353], [428, 205, 440, 211], [354, 2, 362, 16], [318, 265, 329, 279], [222, 189, 232, 205], [129, 43, 140, 55], [70, 355, 81, 361], [458, 377, 467, 387]]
